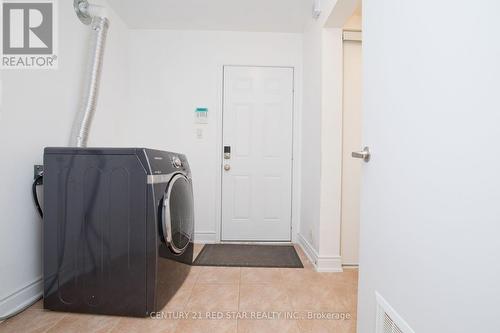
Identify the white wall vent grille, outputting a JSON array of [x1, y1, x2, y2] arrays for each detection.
[[375, 292, 415, 333], [382, 312, 403, 333]]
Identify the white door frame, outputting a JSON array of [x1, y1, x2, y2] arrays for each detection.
[[340, 34, 362, 266], [298, 0, 360, 270], [326, 2, 362, 266], [211, 64, 302, 244]]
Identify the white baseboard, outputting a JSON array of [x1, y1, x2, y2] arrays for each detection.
[[316, 256, 343, 272], [194, 231, 217, 243], [297, 233, 343, 272], [297, 232, 319, 264], [0, 278, 42, 320]]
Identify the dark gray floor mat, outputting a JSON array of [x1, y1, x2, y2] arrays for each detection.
[[193, 244, 303, 268]]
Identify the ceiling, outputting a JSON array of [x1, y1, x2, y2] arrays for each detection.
[[107, 0, 309, 32]]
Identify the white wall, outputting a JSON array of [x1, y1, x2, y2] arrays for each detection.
[[358, 1, 500, 332], [300, 14, 324, 252], [0, 1, 130, 317], [300, 0, 340, 255], [299, 0, 359, 272], [125, 30, 303, 242]]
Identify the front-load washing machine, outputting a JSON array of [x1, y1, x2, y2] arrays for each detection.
[[43, 148, 194, 317]]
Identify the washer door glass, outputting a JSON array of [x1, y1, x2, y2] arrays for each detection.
[[162, 174, 194, 254]]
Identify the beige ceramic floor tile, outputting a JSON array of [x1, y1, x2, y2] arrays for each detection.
[[30, 300, 44, 309], [290, 284, 357, 313], [185, 284, 239, 312], [0, 308, 65, 333], [301, 262, 316, 270], [298, 318, 357, 333], [193, 244, 205, 260], [109, 317, 178, 333], [284, 283, 329, 312], [45, 313, 119, 333], [282, 269, 358, 313], [184, 266, 204, 285], [196, 267, 240, 284], [175, 319, 237, 333], [0, 247, 358, 333], [160, 281, 196, 312], [280, 268, 326, 286], [237, 319, 300, 333], [293, 245, 311, 260], [320, 272, 358, 312], [238, 320, 300, 333], [239, 284, 293, 312], [292, 245, 315, 270], [240, 268, 283, 284], [321, 270, 359, 289]]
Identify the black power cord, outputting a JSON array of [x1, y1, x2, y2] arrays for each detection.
[[2, 174, 46, 320], [32, 174, 43, 218]]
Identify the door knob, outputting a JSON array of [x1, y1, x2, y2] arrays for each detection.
[[352, 147, 371, 162], [224, 164, 231, 171]]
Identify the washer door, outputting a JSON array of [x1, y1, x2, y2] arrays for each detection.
[[161, 174, 194, 254]]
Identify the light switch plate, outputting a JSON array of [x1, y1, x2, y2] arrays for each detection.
[[196, 128, 203, 139]]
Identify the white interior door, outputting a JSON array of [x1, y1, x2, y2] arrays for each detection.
[[358, 1, 500, 332], [222, 66, 294, 241], [341, 39, 362, 265]]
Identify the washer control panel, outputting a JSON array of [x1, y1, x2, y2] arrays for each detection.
[[144, 149, 189, 175]]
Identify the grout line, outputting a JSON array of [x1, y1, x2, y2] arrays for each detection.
[[169, 309, 182, 333], [192, 268, 201, 285], [180, 267, 202, 318], [237, 267, 241, 310], [182, 279, 197, 309], [236, 268, 241, 333], [176, 284, 194, 333], [183, 282, 197, 312], [280, 272, 302, 333]]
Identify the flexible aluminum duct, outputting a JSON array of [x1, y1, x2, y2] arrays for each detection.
[[71, 16, 109, 147]]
